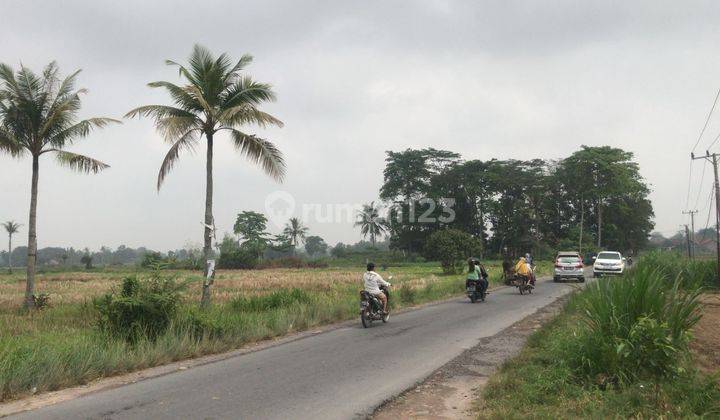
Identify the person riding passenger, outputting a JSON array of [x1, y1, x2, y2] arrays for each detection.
[[472, 258, 489, 295], [363, 262, 391, 314]]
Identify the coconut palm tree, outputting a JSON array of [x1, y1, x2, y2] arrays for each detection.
[[0, 62, 117, 308], [355, 201, 388, 247], [126, 45, 285, 308], [283, 217, 308, 255], [2, 221, 21, 274]]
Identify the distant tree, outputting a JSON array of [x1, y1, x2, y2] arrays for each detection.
[[0, 62, 117, 307], [305, 236, 328, 257], [331, 243, 348, 258], [283, 218, 309, 255], [424, 229, 482, 274], [233, 211, 270, 256], [126, 45, 285, 308], [2, 221, 21, 273], [354, 201, 388, 247], [80, 252, 93, 270]]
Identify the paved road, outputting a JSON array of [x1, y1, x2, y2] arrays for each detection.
[[13, 276, 587, 420]]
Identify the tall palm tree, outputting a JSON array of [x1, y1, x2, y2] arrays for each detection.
[[0, 62, 117, 308], [2, 221, 21, 274], [283, 217, 308, 255], [355, 201, 388, 247], [126, 45, 285, 308]]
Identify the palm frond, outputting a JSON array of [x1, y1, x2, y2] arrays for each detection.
[[223, 76, 277, 108], [124, 105, 196, 120], [156, 116, 202, 143], [53, 150, 109, 174], [157, 129, 199, 190], [218, 105, 284, 128], [47, 117, 121, 148], [146, 81, 202, 111], [228, 129, 285, 181], [0, 128, 24, 157]]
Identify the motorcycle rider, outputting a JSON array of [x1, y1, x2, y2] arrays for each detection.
[[468, 258, 489, 296], [364, 262, 391, 314]]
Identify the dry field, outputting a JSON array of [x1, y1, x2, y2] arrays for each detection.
[[0, 264, 453, 308]]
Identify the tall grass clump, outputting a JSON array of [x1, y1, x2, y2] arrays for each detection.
[[571, 265, 702, 384], [635, 251, 717, 289]]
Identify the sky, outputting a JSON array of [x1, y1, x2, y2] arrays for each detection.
[[1, 0, 720, 251]]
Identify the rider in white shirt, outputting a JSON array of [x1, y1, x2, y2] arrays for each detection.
[[363, 262, 391, 313]]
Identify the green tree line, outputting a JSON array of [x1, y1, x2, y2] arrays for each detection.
[[380, 146, 654, 257]]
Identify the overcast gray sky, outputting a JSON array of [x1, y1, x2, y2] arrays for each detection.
[[2, 0, 720, 251]]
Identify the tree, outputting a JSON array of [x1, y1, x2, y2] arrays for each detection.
[[282, 217, 308, 255], [0, 62, 117, 308], [305, 236, 328, 257], [2, 221, 20, 273], [354, 201, 388, 247], [80, 252, 93, 270], [233, 211, 270, 256], [126, 45, 285, 308], [558, 146, 652, 250], [423, 229, 482, 274]]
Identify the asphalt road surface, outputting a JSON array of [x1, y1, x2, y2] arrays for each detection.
[[13, 275, 589, 420]]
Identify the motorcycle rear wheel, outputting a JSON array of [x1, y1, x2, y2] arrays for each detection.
[[382, 312, 389, 323], [470, 294, 477, 303], [361, 310, 371, 328]]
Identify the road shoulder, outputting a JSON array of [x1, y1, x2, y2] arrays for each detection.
[[372, 294, 570, 419]]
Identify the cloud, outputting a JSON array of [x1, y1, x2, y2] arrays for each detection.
[[2, 0, 719, 250]]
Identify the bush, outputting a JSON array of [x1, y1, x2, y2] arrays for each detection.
[[571, 266, 702, 384], [217, 248, 259, 269], [94, 274, 185, 342], [423, 229, 482, 274]]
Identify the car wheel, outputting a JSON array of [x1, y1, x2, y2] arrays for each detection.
[[579, 277, 585, 283], [553, 276, 559, 282]]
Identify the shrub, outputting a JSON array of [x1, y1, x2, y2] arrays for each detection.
[[94, 274, 185, 342], [571, 266, 702, 384], [217, 248, 259, 269], [423, 229, 482, 274]]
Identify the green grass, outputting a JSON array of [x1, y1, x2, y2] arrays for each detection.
[[481, 253, 720, 418], [0, 260, 553, 402]]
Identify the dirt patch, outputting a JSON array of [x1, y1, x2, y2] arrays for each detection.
[[372, 296, 568, 420], [691, 293, 720, 375]]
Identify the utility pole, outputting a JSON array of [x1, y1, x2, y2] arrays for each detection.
[[682, 209, 698, 259], [691, 151, 720, 285], [684, 224, 692, 259]]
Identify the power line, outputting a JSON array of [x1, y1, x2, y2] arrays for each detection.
[[692, 88, 720, 153]]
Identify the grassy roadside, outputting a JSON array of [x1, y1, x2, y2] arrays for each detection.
[[479, 254, 720, 418], [0, 261, 551, 402]]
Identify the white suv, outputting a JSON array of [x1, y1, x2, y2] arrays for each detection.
[[593, 251, 625, 277]]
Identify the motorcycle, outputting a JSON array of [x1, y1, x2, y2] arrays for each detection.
[[466, 278, 487, 303], [360, 281, 391, 328]]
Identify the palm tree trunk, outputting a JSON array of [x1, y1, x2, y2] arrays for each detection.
[[25, 155, 39, 308], [200, 133, 215, 309], [371, 232, 376, 247], [7, 233, 12, 274]]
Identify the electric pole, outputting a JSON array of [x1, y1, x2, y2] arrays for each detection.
[[682, 209, 698, 259], [691, 151, 720, 285], [684, 224, 692, 259]]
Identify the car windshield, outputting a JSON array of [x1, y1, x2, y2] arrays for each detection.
[[597, 252, 621, 260], [559, 257, 578, 263]]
